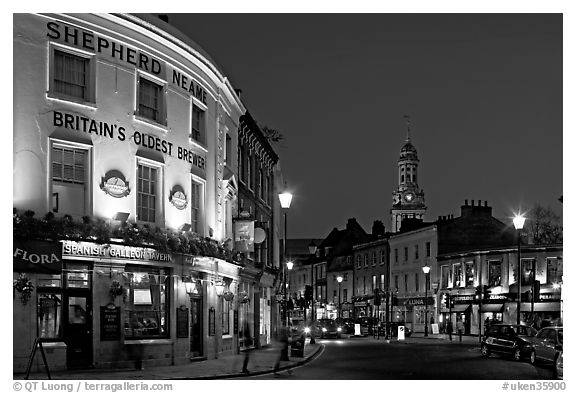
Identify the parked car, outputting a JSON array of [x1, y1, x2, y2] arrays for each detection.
[[335, 318, 355, 334], [378, 322, 412, 338], [523, 326, 563, 366], [355, 317, 377, 335], [316, 318, 342, 338], [555, 351, 563, 379], [481, 324, 538, 361]]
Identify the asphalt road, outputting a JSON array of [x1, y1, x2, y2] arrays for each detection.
[[249, 336, 557, 380]]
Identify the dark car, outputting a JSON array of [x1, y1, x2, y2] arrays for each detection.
[[335, 318, 355, 334], [378, 322, 412, 338], [523, 326, 563, 366], [481, 324, 538, 361], [355, 317, 377, 335], [316, 319, 342, 338]]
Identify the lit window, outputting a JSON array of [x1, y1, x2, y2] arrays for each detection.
[[51, 144, 88, 217], [191, 179, 204, 235]]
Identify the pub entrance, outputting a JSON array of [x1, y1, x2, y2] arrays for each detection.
[[189, 296, 203, 358], [64, 294, 92, 368]]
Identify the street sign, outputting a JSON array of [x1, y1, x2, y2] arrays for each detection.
[[354, 323, 361, 336], [398, 325, 405, 341]]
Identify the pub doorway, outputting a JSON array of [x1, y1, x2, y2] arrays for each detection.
[[189, 296, 203, 358]]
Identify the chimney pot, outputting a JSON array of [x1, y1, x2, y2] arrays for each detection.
[[465, 199, 468, 206], [484, 201, 488, 207], [471, 200, 475, 206]]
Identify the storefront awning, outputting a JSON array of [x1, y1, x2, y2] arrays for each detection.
[[520, 302, 561, 312], [450, 304, 471, 312], [481, 304, 504, 313]]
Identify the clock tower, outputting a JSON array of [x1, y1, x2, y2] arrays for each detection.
[[390, 116, 427, 232]]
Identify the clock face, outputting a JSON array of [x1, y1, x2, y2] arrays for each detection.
[[404, 193, 414, 202]]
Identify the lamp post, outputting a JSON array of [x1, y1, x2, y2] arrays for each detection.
[[422, 264, 431, 337], [278, 189, 292, 361], [308, 241, 317, 344], [513, 214, 526, 325], [337, 275, 343, 319]]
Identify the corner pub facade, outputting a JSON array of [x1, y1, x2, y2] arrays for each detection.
[[13, 13, 282, 372]]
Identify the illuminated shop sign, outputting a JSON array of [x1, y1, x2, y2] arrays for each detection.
[[234, 220, 254, 252], [47, 21, 164, 76], [406, 297, 434, 306], [63, 241, 172, 262], [53, 110, 206, 170]]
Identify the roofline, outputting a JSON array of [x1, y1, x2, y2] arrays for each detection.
[[437, 243, 563, 260]]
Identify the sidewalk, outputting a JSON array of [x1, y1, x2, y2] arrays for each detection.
[[14, 341, 323, 380]]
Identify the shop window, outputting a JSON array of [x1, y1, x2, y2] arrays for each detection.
[[221, 297, 231, 336], [124, 268, 168, 339], [488, 260, 502, 287], [65, 268, 90, 289], [191, 105, 204, 144], [137, 76, 165, 124], [51, 144, 88, 217], [465, 261, 475, 287], [137, 163, 159, 223], [50, 48, 93, 102], [37, 274, 62, 289], [38, 293, 63, 339]]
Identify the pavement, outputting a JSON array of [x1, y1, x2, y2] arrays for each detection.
[[15, 340, 324, 380], [15, 332, 480, 380]]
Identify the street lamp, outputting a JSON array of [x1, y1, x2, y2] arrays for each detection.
[[513, 214, 526, 325], [422, 264, 431, 337], [279, 189, 292, 361], [337, 275, 343, 319], [308, 241, 318, 344]]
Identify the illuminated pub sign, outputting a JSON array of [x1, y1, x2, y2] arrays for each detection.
[[13, 240, 63, 273], [62, 241, 172, 262], [234, 220, 254, 252]]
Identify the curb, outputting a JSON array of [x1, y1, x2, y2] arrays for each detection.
[[181, 344, 325, 380]]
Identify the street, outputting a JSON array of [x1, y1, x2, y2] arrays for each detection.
[[248, 336, 557, 380]]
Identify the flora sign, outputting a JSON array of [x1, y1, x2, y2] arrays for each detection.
[[13, 240, 62, 273]]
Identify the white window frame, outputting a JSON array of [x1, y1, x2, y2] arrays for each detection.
[[49, 140, 92, 216], [135, 72, 167, 128], [190, 174, 206, 236], [48, 44, 96, 106], [136, 158, 163, 224]]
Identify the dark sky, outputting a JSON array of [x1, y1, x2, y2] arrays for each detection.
[[166, 13, 563, 239]]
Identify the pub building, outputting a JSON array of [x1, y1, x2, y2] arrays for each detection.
[[13, 14, 282, 372]]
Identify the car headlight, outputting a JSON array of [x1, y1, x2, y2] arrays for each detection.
[[322, 328, 327, 332], [337, 327, 342, 332], [304, 327, 310, 333]]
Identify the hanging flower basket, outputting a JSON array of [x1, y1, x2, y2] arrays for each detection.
[[13, 273, 34, 305], [109, 280, 126, 302], [223, 291, 235, 302]]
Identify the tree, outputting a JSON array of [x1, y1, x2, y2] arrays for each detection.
[[526, 204, 562, 244]]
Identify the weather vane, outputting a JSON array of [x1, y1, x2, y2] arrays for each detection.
[[403, 114, 412, 141]]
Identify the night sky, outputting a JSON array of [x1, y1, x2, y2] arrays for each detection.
[[165, 13, 563, 239]]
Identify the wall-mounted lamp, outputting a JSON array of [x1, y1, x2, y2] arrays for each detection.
[[179, 223, 192, 232], [215, 281, 225, 297], [184, 277, 196, 294], [113, 212, 130, 223]]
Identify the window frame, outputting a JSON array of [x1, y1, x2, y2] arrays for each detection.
[[135, 73, 167, 127], [190, 104, 205, 145], [48, 45, 96, 105], [190, 175, 206, 236]]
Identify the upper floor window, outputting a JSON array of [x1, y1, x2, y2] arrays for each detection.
[[51, 144, 88, 217], [521, 259, 535, 285], [380, 250, 385, 265], [372, 252, 377, 266], [488, 260, 502, 287], [344, 273, 348, 281], [258, 168, 264, 200], [453, 263, 463, 288], [52, 49, 92, 102], [394, 249, 399, 264], [546, 258, 561, 285], [137, 76, 165, 124], [394, 276, 399, 291], [191, 177, 205, 235], [415, 273, 420, 292], [404, 247, 409, 261], [441, 265, 450, 288], [356, 255, 361, 269], [465, 261, 475, 287], [137, 163, 158, 223], [191, 105, 205, 144], [426, 241, 431, 257], [364, 254, 368, 267], [404, 274, 408, 292]]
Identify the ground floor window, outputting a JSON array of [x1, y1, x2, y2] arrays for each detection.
[[124, 266, 169, 338], [38, 292, 63, 339]]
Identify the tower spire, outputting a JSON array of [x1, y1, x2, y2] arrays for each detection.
[[403, 114, 411, 142]]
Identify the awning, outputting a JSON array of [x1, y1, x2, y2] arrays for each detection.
[[450, 304, 471, 313], [481, 304, 505, 313], [520, 302, 561, 312]]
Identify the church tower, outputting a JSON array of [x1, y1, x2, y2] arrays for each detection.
[[390, 116, 427, 232]]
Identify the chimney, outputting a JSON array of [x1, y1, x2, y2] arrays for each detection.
[[372, 220, 385, 237], [465, 199, 468, 206], [484, 201, 488, 207], [158, 14, 169, 23], [471, 200, 475, 206], [234, 88, 242, 98], [346, 218, 357, 230]]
